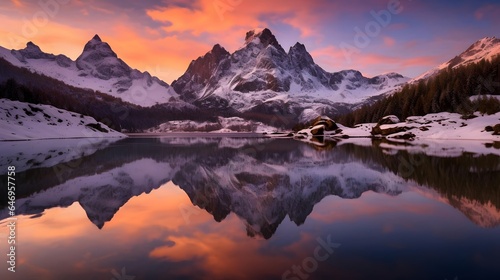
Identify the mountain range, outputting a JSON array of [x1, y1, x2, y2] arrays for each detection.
[[0, 35, 176, 107], [172, 28, 409, 122], [0, 28, 499, 131]]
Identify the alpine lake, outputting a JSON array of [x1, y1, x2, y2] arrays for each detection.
[[1, 134, 499, 280]]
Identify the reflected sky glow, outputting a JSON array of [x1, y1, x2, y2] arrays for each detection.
[[2, 180, 499, 279], [1, 137, 499, 279]]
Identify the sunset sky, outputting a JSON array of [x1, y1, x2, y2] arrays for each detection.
[[0, 0, 499, 83]]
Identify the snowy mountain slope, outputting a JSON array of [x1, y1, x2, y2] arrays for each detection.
[[0, 35, 177, 107], [412, 37, 500, 82], [0, 98, 124, 140], [172, 28, 409, 120]]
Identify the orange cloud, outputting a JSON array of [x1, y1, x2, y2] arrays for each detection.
[[9, 181, 300, 279], [400, 56, 438, 68], [0, 12, 212, 83], [148, 229, 291, 279], [0, 0, 463, 83], [1, 0, 343, 83], [0, 15, 91, 55], [146, 0, 335, 41], [11, 0, 23, 7]]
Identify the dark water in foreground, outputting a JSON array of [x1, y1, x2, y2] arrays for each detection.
[[0, 136, 499, 280]]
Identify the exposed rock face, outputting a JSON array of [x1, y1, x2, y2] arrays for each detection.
[[311, 116, 339, 131], [76, 34, 131, 80], [371, 115, 405, 136], [377, 115, 401, 125], [491, 124, 500, 135], [171, 28, 409, 119], [11, 42, 73, 67], [295, 116, 342, 138], [172, 44, 231, 101]]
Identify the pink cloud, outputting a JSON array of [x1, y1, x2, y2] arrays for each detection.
[[310, 45, 438, 77], [474, 4, 500, 24], [383, 36, 396, 47], [404, 40, 418, 49], [310, 192, 439, 224], [146, 0, 338, 42]]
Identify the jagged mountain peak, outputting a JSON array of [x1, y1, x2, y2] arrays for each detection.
[[288, 42, 315, 66], [0, 35, 175, 107], [11, 41, 51, 61], [172, 27, 409, 114], [381, 72, 405, 78], [79, 34, 117, 59], [339, 69, 363, 77], [244, 28, 270, 43], [92, 34, 102, 42], [22, 41, 44, 56], [473, 36, 499, 46], [25, 41, 41, 50], [172, 43, 231, 101], [76, 35, 129, 80], [290, 42, 307, 51], [208, 43, 230, 58], [244, 28, 284, 51]]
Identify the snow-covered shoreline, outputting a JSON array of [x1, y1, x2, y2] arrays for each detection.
[[0, 99, 125, 140], [294, 112, 500, 141]]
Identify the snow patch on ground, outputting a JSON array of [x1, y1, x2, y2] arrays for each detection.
[[0, 99, 125, 140], [382, 112, 500, 140]]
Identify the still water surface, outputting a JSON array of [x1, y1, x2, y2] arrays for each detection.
[[0, 136, 499, 279]]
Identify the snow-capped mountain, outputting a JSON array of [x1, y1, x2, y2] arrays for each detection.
[[412, 36, 500, 82], [0, 35, 177, 107], [172, 28, 409, 121]]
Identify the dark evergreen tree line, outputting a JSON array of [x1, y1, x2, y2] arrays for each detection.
[[337, 56, 500, 126]]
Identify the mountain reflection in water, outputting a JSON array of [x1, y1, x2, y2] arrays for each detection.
[[0, 136, 499, 279]]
